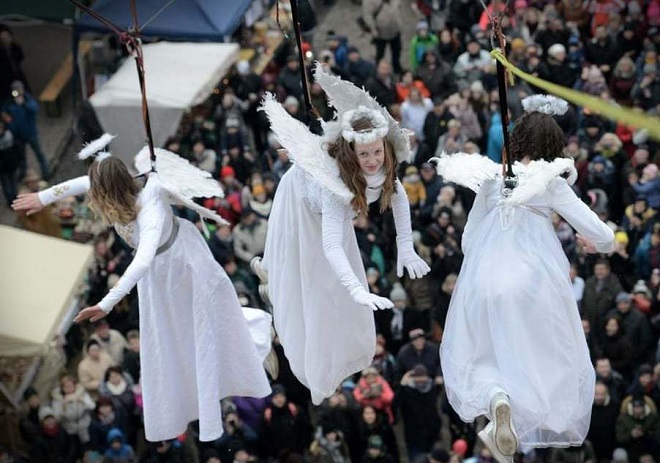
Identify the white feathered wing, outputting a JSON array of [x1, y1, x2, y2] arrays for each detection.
[[430, 152, 501, 193], [431, 152, 577, 204], [134, 147, 229, 234], [259, 92, 353, 203]]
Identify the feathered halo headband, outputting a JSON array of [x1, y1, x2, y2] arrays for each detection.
[[341, 105, 389, 144], [77, 133, 115, 162], [521, 94, 569, 116]]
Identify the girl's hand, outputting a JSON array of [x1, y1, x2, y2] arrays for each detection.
[[12, 193, 44, 216], [576, 234, 598, 254], [74, 305, 107, 324]]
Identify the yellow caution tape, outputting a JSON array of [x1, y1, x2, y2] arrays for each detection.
[[491, 48, 660, 141]]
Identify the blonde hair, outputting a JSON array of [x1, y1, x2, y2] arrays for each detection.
[[327, 117, 398, 215], [88, 157, 139, 225]]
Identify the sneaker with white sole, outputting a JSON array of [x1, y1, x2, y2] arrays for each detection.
[[491, 392, 518, 456], [478, 423, 514, 463]]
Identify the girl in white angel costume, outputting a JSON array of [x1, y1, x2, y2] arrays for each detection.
[[12, 139, 272, 443], [255, 66, 430, 404], [433, 96, 615, 463]]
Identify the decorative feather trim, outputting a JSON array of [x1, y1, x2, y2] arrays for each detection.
[[77, 133, 116, 160], [259, 93, 353, 203], [521, 95, 568, 116], [430, 152, 500, 192], [96, 151, 112, 162], [503, 157, 577, 205], [341, 106, 389, 143], [313, 64, 412, 164]]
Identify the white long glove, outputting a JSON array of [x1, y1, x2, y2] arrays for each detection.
[[321, 188, 394, 311], [349, 286, 395, 311], [392, 180, 431, 279]]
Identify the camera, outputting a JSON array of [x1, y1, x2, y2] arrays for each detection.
[[11, 90, 19, 98]]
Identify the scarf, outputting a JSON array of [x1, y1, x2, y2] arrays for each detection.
[[365, 169, 386, 205], [107, 379, 127, 396], [318, 436, 347, 463]]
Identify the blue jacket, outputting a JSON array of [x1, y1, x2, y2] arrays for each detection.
[[103, 428, 135, 462], [2, 93, 39, 140]]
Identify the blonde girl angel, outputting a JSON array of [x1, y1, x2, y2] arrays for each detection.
[[12, 141, 272, 443]]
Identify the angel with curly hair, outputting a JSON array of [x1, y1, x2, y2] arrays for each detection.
[[254, 65, 430, 404]]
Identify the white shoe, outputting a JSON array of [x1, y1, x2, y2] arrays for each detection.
[[250, 257, 268, 283], [491, 392, 518, 456], [478, 423, 513, 463]]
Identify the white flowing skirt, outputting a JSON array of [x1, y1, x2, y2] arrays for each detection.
[[440, 208, 595, 449], [262, 167, 376, 404], [138, 219, 272, 442]]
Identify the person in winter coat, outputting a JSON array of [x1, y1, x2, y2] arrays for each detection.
[[31, 406, 76, 463], [606, 292, 653, 367], [615, 396, 660, 463], [356, 405, 399, 463], [581, 259, 624, 342], [409, 21, 438, 72], [307, 421, 352, 463], [260, 385, 312, 458], [344, 47, 376, 89], [598, 314, 633, 379], [588, 382, 620, 462], [1, 80, 49, 179], [0, 119, 18, 205], [353, 367, 395, 423], [51, 374, 95, 447], [233, 207, 268, 267], [362, 0, 403, 74], [103, 427, 136, 463], [361, 435, 396, 463], [396, 364, 442, 460], [417, 51, 456, 101], [88, 397, 129, 454]]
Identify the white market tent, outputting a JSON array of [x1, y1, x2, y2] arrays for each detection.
[[0, 226, 93, 357], [0, 226, 93, 405], [90, 41, 239, 165]]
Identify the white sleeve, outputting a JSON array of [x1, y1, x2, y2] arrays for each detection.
[[391, 180, 413, 242], [321, 189, 364, 295], [97, 197, 167, 313], [38, 176, 90, 206], [549, 178, 615, 254]]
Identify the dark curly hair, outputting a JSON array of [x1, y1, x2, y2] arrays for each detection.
[[510, 112, 565, 162]]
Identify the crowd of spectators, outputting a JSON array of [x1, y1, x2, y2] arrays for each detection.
[[5, 0, 660, 463]]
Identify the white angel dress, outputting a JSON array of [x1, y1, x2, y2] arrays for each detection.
[[434, 153, 615, 450], [38, 168, 272, 442], [259, 71, 427, 404]]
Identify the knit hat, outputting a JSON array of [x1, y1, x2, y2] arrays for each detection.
[[405, 165, 419, 176], [220, 166, 235, 179], [452, 439, 468, 457], [511, 37, 526, 51], [416, 20, 429, 31], [271, 384, 286, 397], [409, 328, 425, 340], [633, 280, 651, 296], [411, 364, 428, 377], [614, 231, 629, 245], [38, 405, 56, 422], [548, 43, 566, 58], [361, 366, 379, 377], [612, 448, 628, 463], [367, 435, 384, 450], [23, 386, 38, 401], [252, 183, 266, 197], [389, 283, 407, 302], [616, 292, 631, 304]]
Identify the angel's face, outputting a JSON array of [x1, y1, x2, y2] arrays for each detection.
[[355, 139, 385, 176]]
